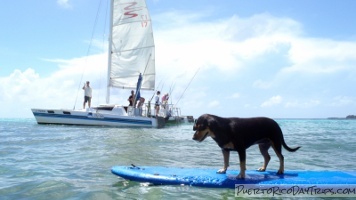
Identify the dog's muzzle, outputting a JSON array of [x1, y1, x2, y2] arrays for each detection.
[[193, 122, 209, 141], [192, 131, 209, 142]]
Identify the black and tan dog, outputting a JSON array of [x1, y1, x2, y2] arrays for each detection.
[[192, 114, 300, 179]]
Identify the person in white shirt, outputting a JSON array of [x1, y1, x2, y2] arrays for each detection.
[[154, 91, 161, 116], [82, 81, 92, 109]]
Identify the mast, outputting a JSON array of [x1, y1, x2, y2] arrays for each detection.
[[106, 0, 114, 104]]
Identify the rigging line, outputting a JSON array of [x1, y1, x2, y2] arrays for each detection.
[[150, 79, 163, 102], [175, 67, 200, 107], [169, 82, 175, 105], [142, 53, 152, 76], [133, 54, 153, 107], [97, 0, 110, 105], [160, 81, 165, 93], [73, 0, 105, 110]]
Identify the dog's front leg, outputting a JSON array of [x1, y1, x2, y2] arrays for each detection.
[[237, 150, 246, 179], [217, 149, 230, 174]]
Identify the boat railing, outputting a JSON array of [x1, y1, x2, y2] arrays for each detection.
[[126, 102, 181, 119]]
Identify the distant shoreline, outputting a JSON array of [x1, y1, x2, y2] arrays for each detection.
[[328, 115, 356, 120]]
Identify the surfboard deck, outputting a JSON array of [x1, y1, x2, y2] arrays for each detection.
[[111, 165, 356, 189]]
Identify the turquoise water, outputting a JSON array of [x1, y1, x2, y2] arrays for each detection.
[[1, 118, 356, 199]]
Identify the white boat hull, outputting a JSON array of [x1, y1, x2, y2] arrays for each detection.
[[31, 105, 165, 128]]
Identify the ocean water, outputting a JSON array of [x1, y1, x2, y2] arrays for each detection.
[[1, 118, 356, 199]]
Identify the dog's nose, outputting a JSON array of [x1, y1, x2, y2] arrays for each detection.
[[192, 133, 198, 140], [192, 132, 199, 141]]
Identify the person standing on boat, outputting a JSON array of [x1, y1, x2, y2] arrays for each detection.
[[82, 81, 92, 109], [154, 91, 161, 116], [161, 93, 169, 109], [128, 90, 134, 106], [128, 90, 145, 108]]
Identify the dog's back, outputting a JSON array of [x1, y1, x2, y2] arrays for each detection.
[[225, 117, 283, 147], [200, 115, 298, 151]]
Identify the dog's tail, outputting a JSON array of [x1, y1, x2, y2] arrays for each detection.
[[282, 139, 301, 152]]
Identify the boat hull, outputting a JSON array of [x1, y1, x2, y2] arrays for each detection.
[[31, 106, 165, 128]]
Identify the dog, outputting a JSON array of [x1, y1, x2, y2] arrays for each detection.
[[192, 114, 300, 179]]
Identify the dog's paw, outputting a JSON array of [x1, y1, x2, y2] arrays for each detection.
[[237, 173, 245, 179], [277, 169, 284, 174], [216, 168, 227, 174], [257, 167, 266, 172]]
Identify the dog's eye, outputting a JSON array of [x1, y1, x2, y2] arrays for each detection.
[[193, 124, 199, 131], [194, 125, 206, 131]]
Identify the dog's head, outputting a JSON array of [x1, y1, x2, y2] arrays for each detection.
[[192, 114, 216, 142]]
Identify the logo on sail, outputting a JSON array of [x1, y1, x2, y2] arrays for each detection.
[[123, 2, 141, 18], [122, 2, 149, 27]]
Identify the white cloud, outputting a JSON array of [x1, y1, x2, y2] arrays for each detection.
[[0, 68, 39, 102], [261, 95, 282, 107], [253, 80, 271, 89], [277, 38, 356, 77], [208, 100, 220, 108], [0, 53, 108, 117], [57, 0, 72, 9], [284, 99, 320, 108], [230, 93, 241, 99], [330, 96, 355, 107], [154, 13, 302, 78]]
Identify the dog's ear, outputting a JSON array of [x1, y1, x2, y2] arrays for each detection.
[[206, 116, 218, 131]]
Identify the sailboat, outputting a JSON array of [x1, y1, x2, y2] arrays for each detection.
[[31, 0, 166, 128]]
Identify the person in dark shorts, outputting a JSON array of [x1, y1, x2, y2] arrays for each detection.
[[82, 81, 92, 109], [154, 91, 161, 116]]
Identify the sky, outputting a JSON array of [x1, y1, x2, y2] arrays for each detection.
[[1, 0, 356, 119]]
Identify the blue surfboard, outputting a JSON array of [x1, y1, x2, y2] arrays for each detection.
[[111, 165, 356, 189]]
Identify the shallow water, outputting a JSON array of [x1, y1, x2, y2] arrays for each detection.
[[1, 118, 355, 199]]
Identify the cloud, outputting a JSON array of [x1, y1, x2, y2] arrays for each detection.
[[261, 95, 282, 107], [0, 68, 39, 102], [230, 93, 241, 99], [284, 99, 320, 108], [281, 38, 356, 75], [253, 80, 271, 89], [0, 53, 108, 117], [208, 100, 220, 108], [154, 13, 303, 79], [330, 96, 355, 107], [57, 0, 72, 9]]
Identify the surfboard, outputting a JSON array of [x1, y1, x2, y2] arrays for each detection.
[[111, 165, 356, 189]]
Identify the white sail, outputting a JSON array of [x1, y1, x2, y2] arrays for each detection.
[[108, 0, 155, 91]]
